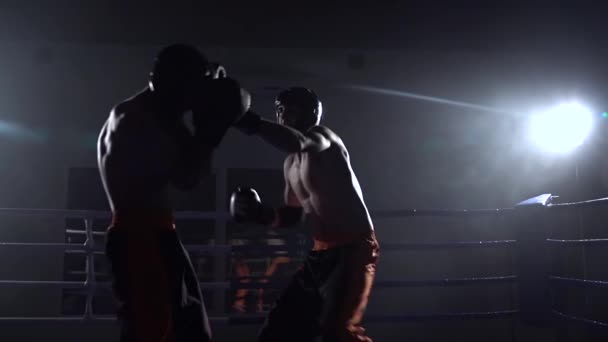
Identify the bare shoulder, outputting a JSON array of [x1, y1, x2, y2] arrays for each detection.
[[307, 125, 333, 136], [108, 96, 148, 135], [307, 125, 345, 148]]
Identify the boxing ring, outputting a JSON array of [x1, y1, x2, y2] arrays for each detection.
[[0, 194, 607, 337]]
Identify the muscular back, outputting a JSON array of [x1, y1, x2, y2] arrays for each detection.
[[284, 126, 373, 242], [98, 90, 176, 212]]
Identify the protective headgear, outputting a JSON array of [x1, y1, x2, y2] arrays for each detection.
[[148, 44, 211, 98], [275, 87, 323, 129]]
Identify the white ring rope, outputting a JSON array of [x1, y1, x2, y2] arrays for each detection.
[[0, 209, 233, 321], [1, 199, 607, 326]]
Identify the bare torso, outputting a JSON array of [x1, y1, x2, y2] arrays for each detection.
[[284, 126, 373, 249], [98, 90, 179, 217]]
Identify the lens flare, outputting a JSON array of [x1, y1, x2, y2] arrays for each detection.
[[528, 102, 593, 154]]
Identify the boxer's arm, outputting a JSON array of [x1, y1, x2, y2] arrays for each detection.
[[255, 119, 331, 154]]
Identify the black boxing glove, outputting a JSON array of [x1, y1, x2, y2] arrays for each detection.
[[193, 77, 251, 147], [233, 110, 263, 135], [229, 187, 275, 225]]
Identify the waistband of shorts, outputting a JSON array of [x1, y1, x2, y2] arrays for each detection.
[[108, 210, 175, 231], [312, 230, 376, 250]]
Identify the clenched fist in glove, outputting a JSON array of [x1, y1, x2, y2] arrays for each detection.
[[229, 187, 275, 225], [193, 77, 251, 148]]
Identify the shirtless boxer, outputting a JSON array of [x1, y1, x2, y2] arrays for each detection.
[[98, 44, 249, 342], [230, 87, 379, 342]]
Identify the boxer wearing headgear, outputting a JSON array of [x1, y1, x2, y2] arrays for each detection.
[[231, 87, 379, 342], [98, 43, 250, 342]]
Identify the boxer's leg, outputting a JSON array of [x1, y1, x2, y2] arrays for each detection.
[[257, 256, 291, 312], [106, 229, 132, 341], [233, 259, 251, 313], [258, 255, 324, 342], [165, 230, 212, 342], [107, 229, 174, 342], [333, 236, 379, 342]]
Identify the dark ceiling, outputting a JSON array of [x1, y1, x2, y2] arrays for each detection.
[[0, 2, 606, 51]]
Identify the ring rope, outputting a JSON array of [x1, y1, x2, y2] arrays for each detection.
[[0, 280, 231, 290], [231, 276, 518, 289], [553, 311, 608, 328], [228, 310, 519, 325], [381, 240, 516, 251], [0, 197, 603, 326], [547, 197, 608, 210], [0, 311, 518, 324], [547, 238, 608, 246], [550, 276, 608, 289]]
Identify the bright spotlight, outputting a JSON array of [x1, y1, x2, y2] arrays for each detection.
[[528, 102, 594, 154]]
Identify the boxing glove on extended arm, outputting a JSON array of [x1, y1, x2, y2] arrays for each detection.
[[193, 77, 251, 147]]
